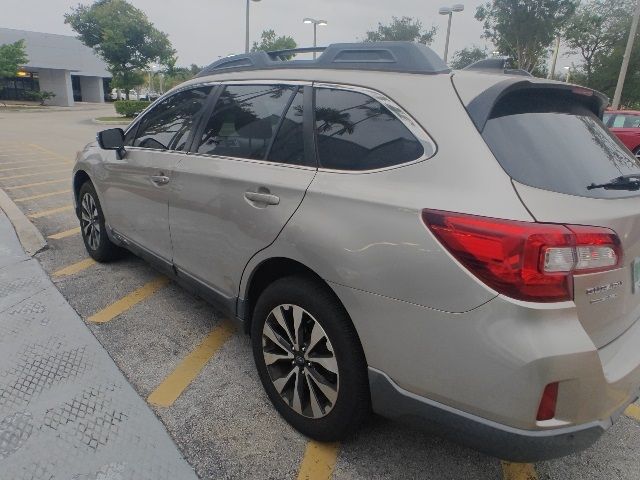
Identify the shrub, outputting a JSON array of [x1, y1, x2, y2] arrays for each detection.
[[24, 90, 56, 105], [114, 100, 151, 117]]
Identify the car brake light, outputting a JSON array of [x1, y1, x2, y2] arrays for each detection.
[[421, 210, 621, 302], [536, 382, 559, 421]]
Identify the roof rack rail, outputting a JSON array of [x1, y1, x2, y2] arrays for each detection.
[[196, 42, 450, 77], [462, 57, 532, 77]]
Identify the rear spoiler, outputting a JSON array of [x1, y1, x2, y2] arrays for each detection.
[[464, 79, 609, 132]]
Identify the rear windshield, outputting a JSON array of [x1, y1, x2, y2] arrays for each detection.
[[482, 91, 640, 199]]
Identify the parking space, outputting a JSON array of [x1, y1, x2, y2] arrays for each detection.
[[0, 106, 639, 479]]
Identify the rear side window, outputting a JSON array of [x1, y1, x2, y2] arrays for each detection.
[[314, 88, 423, 171], [196, 85, 295, 160], [131, 87, 211, 151], [482, 91, 640, 199]]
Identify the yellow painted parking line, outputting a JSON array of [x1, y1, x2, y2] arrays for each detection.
[[88, 276, 170, 324], [15, 189, 71, 202], [0, 158, 62, 166], [28, 143, 70, 161], [4, 178, 69, 190], [52, 258, 97, 278], [148, 320, 235, 407], [0, 162, 69, 172], [28, 204, 74, 219], [48, 227, 81, 239], [501, 462, 538, 480], [625, 403, 640, 421], [0, 167, 69, 180], [297, 441, 340, 480]]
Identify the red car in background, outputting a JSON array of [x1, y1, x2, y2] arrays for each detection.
[[603, 110, 640, 158]]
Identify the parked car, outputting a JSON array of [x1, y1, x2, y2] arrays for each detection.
[[603, 110, 640, 158], [72, 42, 640, 462]]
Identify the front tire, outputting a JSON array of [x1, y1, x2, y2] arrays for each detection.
[[251, 275, 370, 441], [78, 181, 123, 262]]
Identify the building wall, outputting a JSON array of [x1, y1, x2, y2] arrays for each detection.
[[37, 68, 74, 106], [79, 76, 105, 103]]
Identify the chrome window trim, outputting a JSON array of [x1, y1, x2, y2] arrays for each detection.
[[313, 82, 438, 175], [184, 152, 317, 172]]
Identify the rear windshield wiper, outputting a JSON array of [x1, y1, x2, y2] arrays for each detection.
[[587, 174, 640, 191]]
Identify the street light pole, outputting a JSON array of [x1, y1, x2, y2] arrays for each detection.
[[613, 0, 640, 109], [444, 12, 452, 63], [245, 0, 262, 54], [303, 18, 328, 59], [439, 4, 464, 64]]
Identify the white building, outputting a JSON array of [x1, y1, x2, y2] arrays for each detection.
[[0, 28, 111, 106]]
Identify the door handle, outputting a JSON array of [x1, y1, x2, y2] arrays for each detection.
[[244, 191, 280, 206], [150, 175, 170, 186]]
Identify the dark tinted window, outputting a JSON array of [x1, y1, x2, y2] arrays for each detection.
[[267, 88, 307, 165], [133, 87, 211, 150], [197, 85, 295, 160], [483, 93, 640, 199], [314, 88, 423, 170]]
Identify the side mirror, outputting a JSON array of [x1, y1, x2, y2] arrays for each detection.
[[97, 128, 126, 158]]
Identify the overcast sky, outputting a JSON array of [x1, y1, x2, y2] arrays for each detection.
[[3, 0, 496, 66]]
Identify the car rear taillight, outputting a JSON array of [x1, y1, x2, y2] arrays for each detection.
[[421, 210, 621, 302], [536, 382, 559, 421]]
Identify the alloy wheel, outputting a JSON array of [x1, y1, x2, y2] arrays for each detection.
[[261, 304, 339, 419], [80, 192, 101, 250]]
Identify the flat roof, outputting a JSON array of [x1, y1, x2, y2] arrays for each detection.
[[0, 27, 110, 78]]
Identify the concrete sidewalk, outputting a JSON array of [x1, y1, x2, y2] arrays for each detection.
[[0, 211, 197, 479]]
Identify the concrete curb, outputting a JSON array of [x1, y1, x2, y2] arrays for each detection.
[[0, 188, 47, 256], [93, 118, 130, 125]]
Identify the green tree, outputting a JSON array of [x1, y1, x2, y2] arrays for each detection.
[[110, 70, 146, 98], [564, 0, 631, 86], [364, 16, 437, 45], [450, 46, 488, 69], [0, 40, 28, 78], [475, 0, 578, 72], [65, 0, 175, 99], [252, 30, 297, 58]]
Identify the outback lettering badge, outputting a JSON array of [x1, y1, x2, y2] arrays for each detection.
[[586, 281, 623, 296]]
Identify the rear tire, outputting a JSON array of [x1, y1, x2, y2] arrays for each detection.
[[251, 275, 370, 441], [78, 181, 124, 262]]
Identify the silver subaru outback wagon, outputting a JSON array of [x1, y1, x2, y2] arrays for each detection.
[[72, 42, 640, 461]]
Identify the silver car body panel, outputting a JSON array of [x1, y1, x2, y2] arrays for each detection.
[[72, 65, 640, 456], [513, 181, 640, 348]]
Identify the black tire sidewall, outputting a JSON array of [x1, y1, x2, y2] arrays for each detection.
[[251, 276, 370, 441], [78, 182, 119, 262]]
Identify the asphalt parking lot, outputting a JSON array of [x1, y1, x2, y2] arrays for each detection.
[[0, 104, 639, 480]]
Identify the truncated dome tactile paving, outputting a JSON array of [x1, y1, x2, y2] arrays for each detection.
[[0, 212, 197, 480]]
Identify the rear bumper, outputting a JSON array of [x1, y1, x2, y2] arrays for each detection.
[[369, 368, 634, 462]]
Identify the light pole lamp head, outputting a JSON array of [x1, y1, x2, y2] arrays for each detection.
[[452, 4, 464, 12], [304, 18, 328, 26], [439, 6, 452, 15]]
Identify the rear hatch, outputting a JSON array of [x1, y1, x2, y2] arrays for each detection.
[[453, 73, 640, 348]]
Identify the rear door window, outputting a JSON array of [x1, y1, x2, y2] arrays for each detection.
[[196, 84, 295, 160], [132, 86, 212, 151], [314, 88, 423, 171], [482, 91, 640, 199]]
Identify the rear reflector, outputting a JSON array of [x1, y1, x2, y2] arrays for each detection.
[[537, 382, 559, 421], [422, 210, 621, 302]]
